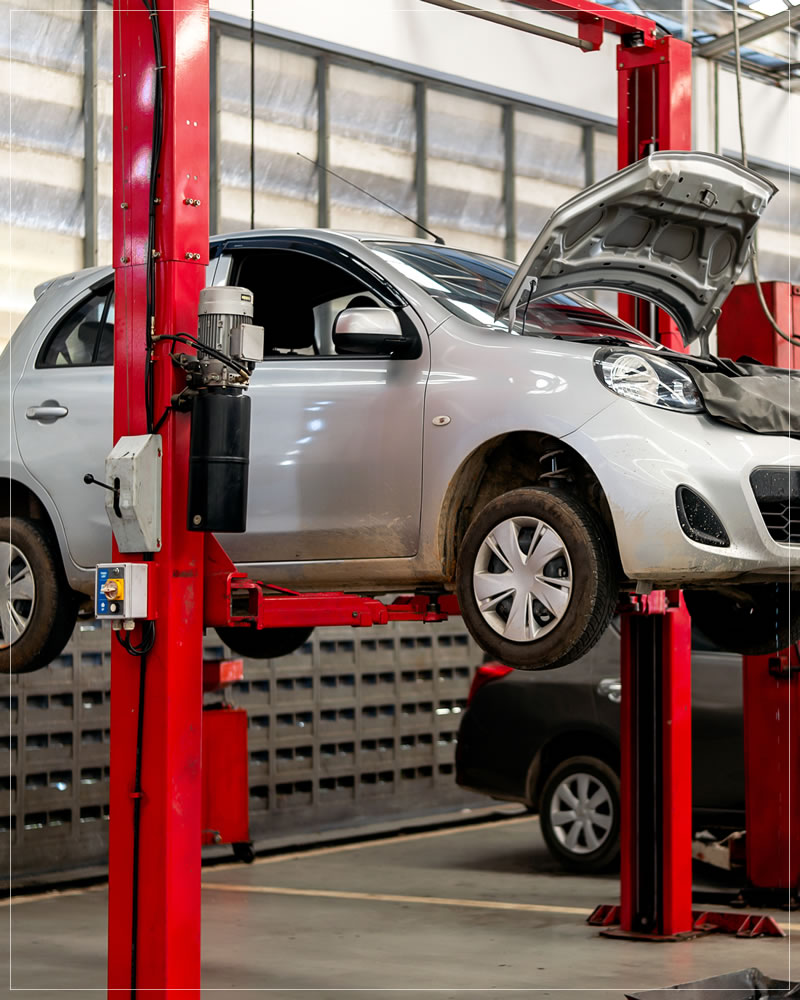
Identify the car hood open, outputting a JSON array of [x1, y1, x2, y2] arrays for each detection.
[[495, 151, 777, 347]]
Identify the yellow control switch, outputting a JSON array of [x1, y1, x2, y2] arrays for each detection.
[[101, 578, 124, 601]]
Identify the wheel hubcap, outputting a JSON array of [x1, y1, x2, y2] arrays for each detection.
[[549, 772, 613, 855], [0, 542, 36, 649], [472, 515, 572, 642]]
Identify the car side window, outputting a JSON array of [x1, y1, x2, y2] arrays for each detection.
[[233, 249, 394, 358], [38, 286, 114, 368]]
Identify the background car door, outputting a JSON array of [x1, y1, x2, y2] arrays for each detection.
[[218, 244, 430, 564], [12, 284, 114, 571], [592, 624, 744, 819]]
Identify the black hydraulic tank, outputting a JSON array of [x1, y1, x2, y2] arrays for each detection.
[[187, 388, 251, 533]]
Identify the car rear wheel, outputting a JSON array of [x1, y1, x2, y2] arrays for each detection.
[[539, 756, 620, 873], [0, 516, 78, 674], [455, 487, 617, 670], [684, 584, 800, 656], [215, 625, 313, 660]]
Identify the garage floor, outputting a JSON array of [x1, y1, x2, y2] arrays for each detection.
[[3, 814, 794, 997]]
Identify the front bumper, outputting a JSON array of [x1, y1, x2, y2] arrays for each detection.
[[567, 399, 800, 585]]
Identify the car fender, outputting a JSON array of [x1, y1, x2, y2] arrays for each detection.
[[525, 722, 620, 810], [419, 319, 614, 575], [2, 458, 85, 591]]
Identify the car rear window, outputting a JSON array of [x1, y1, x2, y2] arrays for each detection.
[[38, 285, 114, 368]]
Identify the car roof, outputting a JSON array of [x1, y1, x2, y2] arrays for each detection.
[[211, 228, 438, 246], [34, 230, 445, 299]]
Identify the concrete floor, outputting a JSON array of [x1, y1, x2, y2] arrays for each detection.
[[2, 814, 795, 997]]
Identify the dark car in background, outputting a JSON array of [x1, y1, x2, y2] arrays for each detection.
[[455, 625, 744, 872]]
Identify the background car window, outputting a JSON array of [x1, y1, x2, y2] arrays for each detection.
[[234, 249, 392, 358], [38, 286, 114, 368]]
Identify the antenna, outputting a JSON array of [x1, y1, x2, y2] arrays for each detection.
[[297, 152, 445, 245]]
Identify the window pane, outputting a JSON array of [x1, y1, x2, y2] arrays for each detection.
[[40, 290, 110, 368], [218, 38, 319, 232], [594, 130, 618, 182], [328, 64, 416, 236], [1, 0, 86, 350], [514, 110, 585, 263], [95, 293, 114, 365], [427, 89, 504, 256], [754, 167, 799, 284], [97, 2, 113, 267]]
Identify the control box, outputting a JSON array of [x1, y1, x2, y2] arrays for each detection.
[[105, 434, 162, 553], [95, 563, 149, 620]]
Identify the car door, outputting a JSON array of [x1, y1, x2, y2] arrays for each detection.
[[690, 636, 744, 815], [13, 281, 115, 571], [592, 623, 744, 818], [216, 240, 430, 564]]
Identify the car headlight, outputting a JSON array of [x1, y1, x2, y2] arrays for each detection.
[[593, 348, 703, 413]]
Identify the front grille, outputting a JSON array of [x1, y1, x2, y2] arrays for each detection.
[[750, 468, 800, 544]]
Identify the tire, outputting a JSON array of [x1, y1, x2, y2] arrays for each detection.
[[684, 584, 800, 656], [539, 756, 620, 873], [215, 624, 313, 660], [0, 516, 78, 674], [455, 487, 617, 670]]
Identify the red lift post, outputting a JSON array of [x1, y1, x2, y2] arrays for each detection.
[[109, 1, 209, 994]]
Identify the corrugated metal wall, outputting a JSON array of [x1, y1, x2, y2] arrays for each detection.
[[3, 618, 484, 879]]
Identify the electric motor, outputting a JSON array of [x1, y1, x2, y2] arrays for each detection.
[[196, 286, 264, 378]]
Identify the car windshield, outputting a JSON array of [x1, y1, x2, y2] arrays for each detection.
[[368, 241, 653, 346]]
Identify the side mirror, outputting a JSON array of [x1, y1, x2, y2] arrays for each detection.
[[333, 307, 415, 357]]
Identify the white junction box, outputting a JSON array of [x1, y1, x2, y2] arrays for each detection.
[[105, 434, 162, 553], [95, 563, 149, 620]]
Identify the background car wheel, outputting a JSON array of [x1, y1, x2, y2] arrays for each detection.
[[456, 487, 617, 670], [0, 516, 78, 675], [684, 584, 800, 655], [539, 755, 620, 873], [215, 624, 313, 660]]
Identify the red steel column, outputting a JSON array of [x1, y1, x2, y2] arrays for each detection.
[[618, 594, 693, 937], [658, 592, 693, 934], [615, 38, 694, 937], [743, 649, 800, 891], [109, 2, 209, 995], [617, 35, 692, 351]]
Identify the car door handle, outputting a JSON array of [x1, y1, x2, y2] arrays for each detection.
[[597, 678, 622, 703], [25, 401, 69, 423]]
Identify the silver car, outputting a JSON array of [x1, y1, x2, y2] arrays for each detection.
[[2, 152, 798, 674]]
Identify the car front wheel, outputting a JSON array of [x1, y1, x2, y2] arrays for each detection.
[[455, 487, 617, 670], [539, 756, 620, 873], [0, 516, 78, 674]]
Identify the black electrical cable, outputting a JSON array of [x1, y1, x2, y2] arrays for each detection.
[[170, 332, 251, 377], [141, 0, 166, 432], [113, 618, 154, 998]]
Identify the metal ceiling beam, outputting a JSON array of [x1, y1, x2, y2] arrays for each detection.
[[695, 5, 800, 59], [417, 0, 594, 50]]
